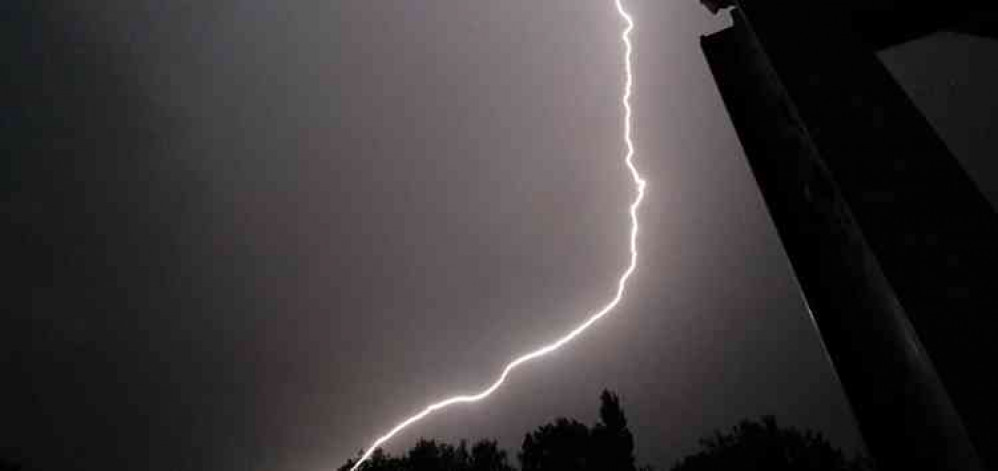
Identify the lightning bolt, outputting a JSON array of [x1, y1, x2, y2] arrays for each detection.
[[348, 2, 643, 469]]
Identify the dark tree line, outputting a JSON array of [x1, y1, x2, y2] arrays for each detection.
[[0, 390, 870, 471], [671, 416, 872, 471], [341, 390, 871, 471], [520, 391, 636, 471], [340, 390, 635, 471], [338, 439, 516, 471]]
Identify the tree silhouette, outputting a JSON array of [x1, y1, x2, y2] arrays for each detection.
[[519, 390, 639, 471], [339, 438, 515, 471], [470, 440, 516, 471], [336, 393, 868, 471], [591, 390, 636, 471], [337, 447, 404, 471], [519, 418, 591, 471], [670, 416, 872, 471]]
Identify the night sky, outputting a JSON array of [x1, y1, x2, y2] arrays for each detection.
[[4, 2, 996, 471]]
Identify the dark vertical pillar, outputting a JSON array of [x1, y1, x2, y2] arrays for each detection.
[[701, 4, 994, 469]]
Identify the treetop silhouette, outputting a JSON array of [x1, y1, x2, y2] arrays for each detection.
[[340, 391, 869, 471]]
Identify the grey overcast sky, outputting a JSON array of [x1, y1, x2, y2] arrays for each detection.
[[4, 1, 995, 471]]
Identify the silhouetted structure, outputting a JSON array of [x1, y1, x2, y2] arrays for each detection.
[[700, 1, 998, 470]]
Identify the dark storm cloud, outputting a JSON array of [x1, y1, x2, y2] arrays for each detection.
[[5, 1, 993, 471]]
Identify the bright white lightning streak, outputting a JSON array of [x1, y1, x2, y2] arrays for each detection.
[[348, 2, 644, 469]]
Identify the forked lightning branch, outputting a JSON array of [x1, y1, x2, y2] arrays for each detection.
[[348, 2, 644, 469]]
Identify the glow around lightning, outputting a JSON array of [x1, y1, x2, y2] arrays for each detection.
[[348, 2, 644, 469]]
